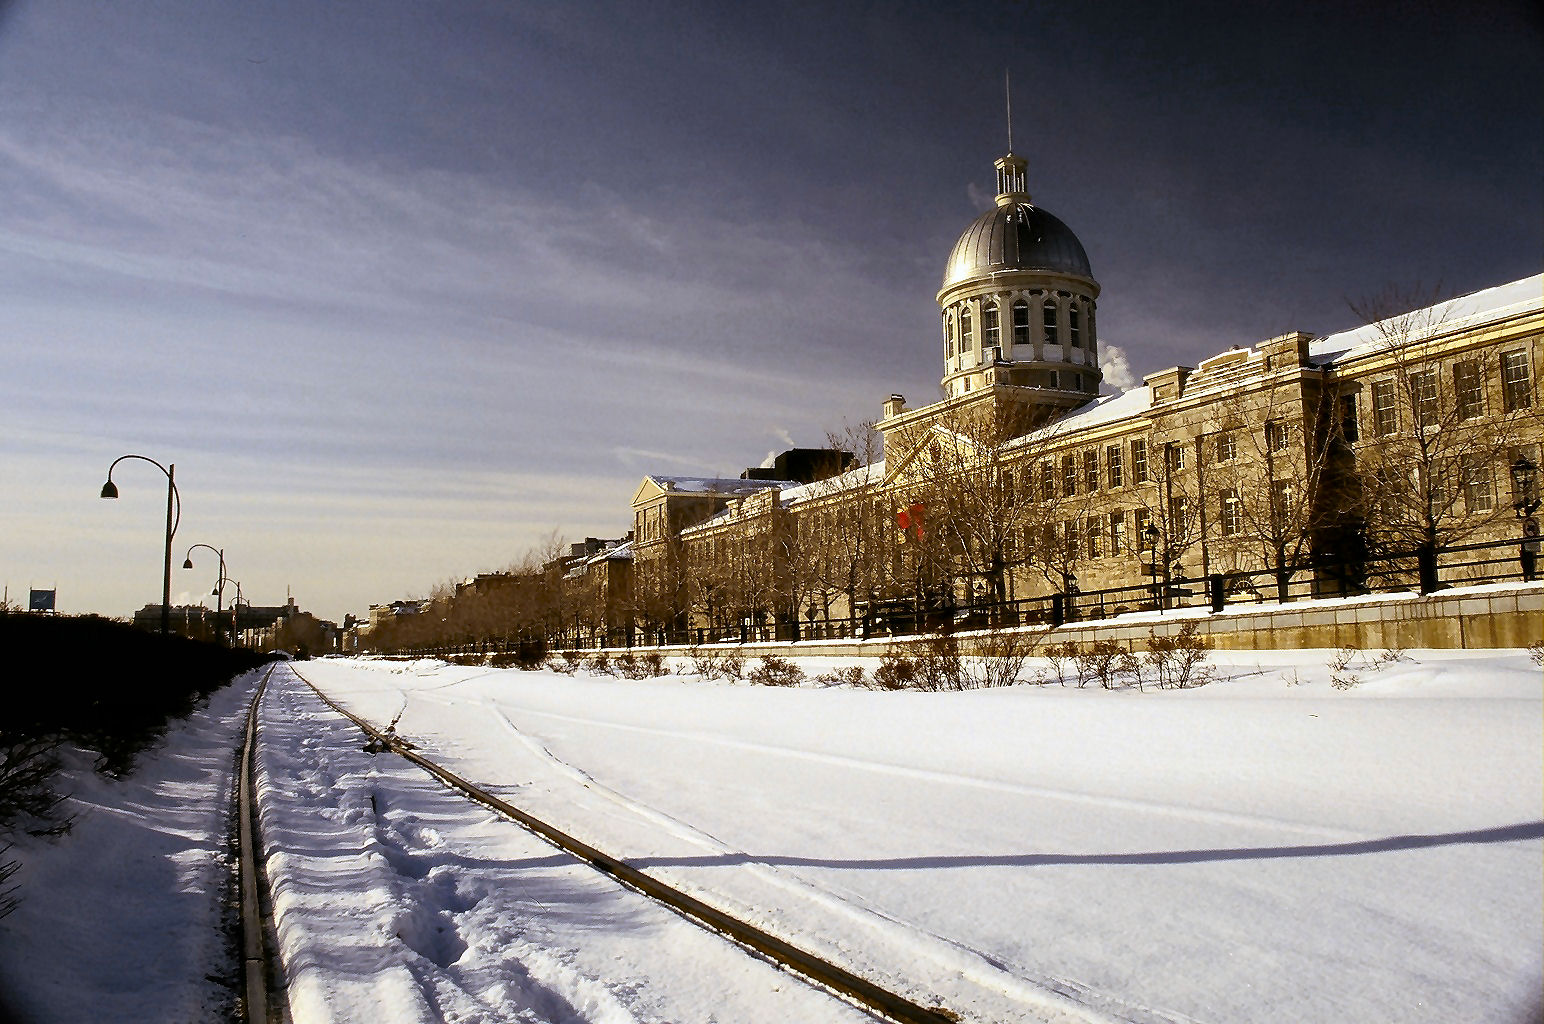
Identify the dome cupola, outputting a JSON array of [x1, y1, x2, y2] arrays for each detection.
[[936, 150, 1101, 410]]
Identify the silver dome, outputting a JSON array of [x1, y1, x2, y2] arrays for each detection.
[[942, 201, 1093, 290]]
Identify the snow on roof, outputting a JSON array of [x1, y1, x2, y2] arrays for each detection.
[[1309, 274, 1543, 365], [647, 474, 798, 495], [775, 460, 887, 505]]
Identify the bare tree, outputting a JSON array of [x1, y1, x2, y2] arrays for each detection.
[[1347, 288, 1538, 591]]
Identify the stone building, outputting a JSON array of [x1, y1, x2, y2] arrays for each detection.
[[614, 147, 1543, 642]]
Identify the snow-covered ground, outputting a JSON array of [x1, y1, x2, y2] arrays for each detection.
[[2, 649, 1539, 1023], [0, 668, 263, 1023]]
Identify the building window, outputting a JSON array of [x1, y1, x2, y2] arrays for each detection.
[[1109, 510, 1127, 554], [1165, 443, 1186, 473], [1062, 455, 1078, 497], [1265, 420, 1290, 453], [1133, 507, 1151, 549], [960, 306, 973, 352], [1339, 393, 1359, 442], [1040, 460, 1055, 500], [1412, 369, 1439, 428], [1463, 457, 1494, 513], [983, 302, 1000, 352], [1072, 373, 1083, 390], [1062, 519, 1079, 557], [1087, 517, 1103, 558], [1502, 350, 1533, 411], [1453, 360, 1484, 420], [1083, 449, 1099, 492], [1043, 299, 1058, 346], [1012, 301, 1030, 347], [1372, 379, 1398, 436], [1106, 445, 1123, 488], [1216, 432, 1237, 462], [1271, 480, 1293, 535], [1069, 304, 1082, 348], [1220, 489, 1242, 536], [944, 313, 954, 360], [1170, 493, 1190, 542], [1131, 438, 1149, 483]]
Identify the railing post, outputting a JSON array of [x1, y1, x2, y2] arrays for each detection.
[[1209, 573, 1225, 613], [1050, 593, 1065, 628]]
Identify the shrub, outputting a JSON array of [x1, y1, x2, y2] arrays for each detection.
[[489, 642, 546, 670], [718, 650, 745, 681], [749, 655, 805, 687], [549, 650, 582, 675], [1040, 641, 1080, 686], [872, 652, 918, 690], [965, 627, 1043, 688], [1530, 643, 1543, 667], [687, 645, 719, 677], [1328, 647, 1363, 690], [814, 665, 867, 688], [583, 651, 616, 676], [1147, 621, 1214, 689], [914, 632, 967, 691], [1075, 640, 1136, 689], [615, 652, 667, 679]]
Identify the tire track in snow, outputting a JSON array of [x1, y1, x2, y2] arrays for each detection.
[[399, 687, 1205, 1024], [489, 700, 1367, 844]]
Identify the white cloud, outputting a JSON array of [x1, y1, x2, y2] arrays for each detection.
[[1100, 342, 1138, 392]]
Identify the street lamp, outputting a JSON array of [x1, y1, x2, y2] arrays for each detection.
[[1143, 523, 1161, 611], [215, 575, 246, 646], [1511, 456, 1540, 519], [183, 544, 227, 643], [100, 454, 181, 635], [1511, 456, 1540, 582]]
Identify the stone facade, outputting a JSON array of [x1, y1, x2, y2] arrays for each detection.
[[610, 148, 1544, 643]]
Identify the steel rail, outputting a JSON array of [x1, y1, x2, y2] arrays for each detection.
[[288, 665, 959, 1024], [238, 666, 284, 1023]]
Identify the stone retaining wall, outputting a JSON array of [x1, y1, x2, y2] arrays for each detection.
[[576, 584, 1543, 660]]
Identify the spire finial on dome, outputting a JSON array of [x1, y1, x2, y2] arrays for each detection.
[[1005, 68, 1013, 153], [995, 71, 1029, 205]]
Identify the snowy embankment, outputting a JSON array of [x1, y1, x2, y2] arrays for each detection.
[[0, 651, 1537, 1024], [0, 668, 265, 1023], [296, 649, 1543, 1024]]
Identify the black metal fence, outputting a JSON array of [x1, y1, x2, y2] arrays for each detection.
[[545, 534, 1540, 652]]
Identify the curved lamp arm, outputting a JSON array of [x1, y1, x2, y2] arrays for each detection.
[[101, 454, 181, 539]]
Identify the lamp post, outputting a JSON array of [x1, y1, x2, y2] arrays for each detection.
[[1143, 523, 1161, 612], [100, 454, 181, 636], [217, 576, 246, 646], [183, 544, 226, 642], [1511, 456, 1540, 582]]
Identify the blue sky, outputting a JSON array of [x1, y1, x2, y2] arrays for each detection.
[[2, 0, 1540, 621]]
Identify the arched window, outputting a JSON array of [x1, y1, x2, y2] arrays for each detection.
[[960, 306, 974, 351], [983, 302, 1000, 351], [1012, 300, 1030, 347], [1069, 304, 1082, 348], [1042, 298, 1058, 346], [943, 313, 953, 360]]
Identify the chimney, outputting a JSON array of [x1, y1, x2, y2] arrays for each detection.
[[882, 393, 907, 418]]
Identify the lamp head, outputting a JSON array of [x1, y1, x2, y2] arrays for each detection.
[[182, 558, 194, 569], [100, 481, 118, 499]]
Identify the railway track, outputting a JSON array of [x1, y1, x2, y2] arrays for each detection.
[[286, 663, 962, 1024], [236, 665, 286, 1024]]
